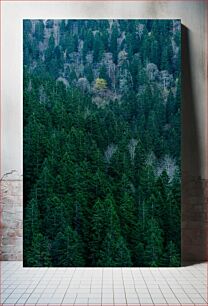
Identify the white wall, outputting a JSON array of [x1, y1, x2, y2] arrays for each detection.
[[1, 1, 207, 179]]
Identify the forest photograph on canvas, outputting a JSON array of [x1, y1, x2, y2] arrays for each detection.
[[23, 19, 181, 267]]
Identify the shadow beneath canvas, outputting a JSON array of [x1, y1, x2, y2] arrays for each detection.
[[181, 25, 207, 266]]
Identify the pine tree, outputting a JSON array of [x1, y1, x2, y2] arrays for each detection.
[[34, 20, 44, 42], [153, 171, 170, 233], [110, 24, 118, 64], [24, 197, 40, 263], [162, 241, 180, 267], [26, 233, 51, 267], [90, 199, 106, 265], [93, 33, 104, 62], [96, 194, 132, 266], [99, 65, 110, 86], [35, 160, 54, 204], [52, 226, 85, 266], [144, 218, 164, 266], [24, 114, 47, 201], [101, 28, 109, 51], [84, 65, 94, 83], [167, 170, 181, 250], [98, 233, 132, 267], [119, 192, 138, 255], [43, 195, 67, 239]]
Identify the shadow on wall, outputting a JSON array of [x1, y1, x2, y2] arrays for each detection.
[[181, 25, 208, 265]]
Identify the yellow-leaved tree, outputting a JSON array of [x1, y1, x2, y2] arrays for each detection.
[[94, 78, 107, 90]]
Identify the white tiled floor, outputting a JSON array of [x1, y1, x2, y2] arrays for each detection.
[[0, 261, 207, 305]]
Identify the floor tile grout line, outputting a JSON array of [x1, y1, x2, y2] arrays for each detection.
[[19, 267, 50, 304], [148, 268, 170, 304], [73, 268, 85, 306], [130, 267, 141, 305], [2, 280, 25, 303], [0, 262, 207, 306], [182, 267, 208, 301], [121, 268, 128, 305], [157, 269, 182, 303], [100, 268, 103, 306], [88, 268, 93, 305], [139, 268, 154, 305], [61, 266, 77, 304], [167, 268, 206, 304], [167, 269, 193, 298], [112, 268, 115, 306]]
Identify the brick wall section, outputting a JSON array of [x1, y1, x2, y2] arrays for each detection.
[[0, 179, 23, 260]]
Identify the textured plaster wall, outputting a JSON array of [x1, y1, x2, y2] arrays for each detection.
[[0, 178, 23, 260], [0, 1, 207, 263]]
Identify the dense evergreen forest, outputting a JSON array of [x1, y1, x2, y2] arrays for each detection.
[[23, 19, 181, 267]]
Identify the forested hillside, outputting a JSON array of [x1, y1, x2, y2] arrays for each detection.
[[23, 19, 181, 267]]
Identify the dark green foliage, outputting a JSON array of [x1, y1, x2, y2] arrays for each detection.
[[99, 65, 110, 86], [24, 198, 40, 254], [34, 20, 44, 42], [52, 226, 85, 266], [90, 199, 106, 265], [98, 234, 132, 267], [110, 23, 118, 64], [23, 19, 181, 267], [26, 233, 51, 267], [144, 218, 164, 267], [93, 32, 104, 62], [84, 65, 94, 83]]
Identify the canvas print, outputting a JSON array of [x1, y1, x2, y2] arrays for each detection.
[[23, 19, 181, 267]]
